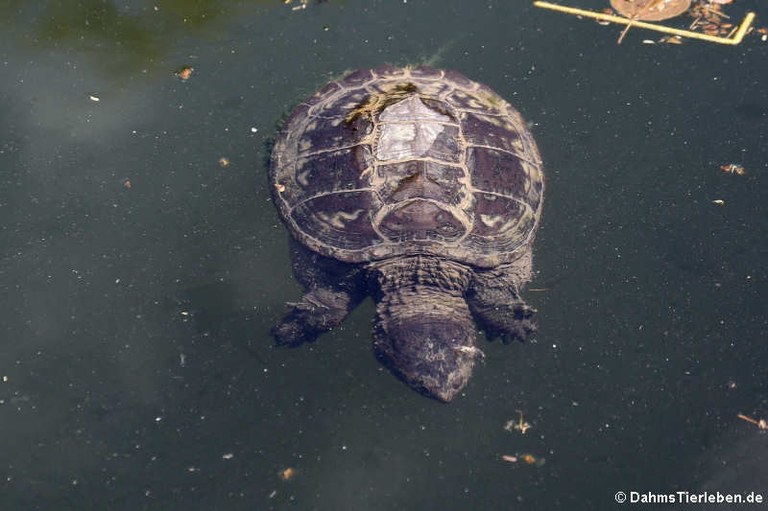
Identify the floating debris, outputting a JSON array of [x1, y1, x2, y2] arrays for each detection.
[[218, 157, 230, 168], [533, 1, 755, 45], [689, 0, 732, 38], [737, 413, 767, 431], [501, 453, 545, 466], [279, 467, 295, 481], [175, 66, 194, 81], [284, 0, 308, 10], [613, 0, 692, 44], [659, 34, 684, 44], [284, 0, 331, 11], [712, 199, 726, 206], [611, 0, 692, 21], [719, 163, 745, 175], [504, 410, 532, 434]]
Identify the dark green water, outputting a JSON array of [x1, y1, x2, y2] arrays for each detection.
[[1, 1, 766, 509]]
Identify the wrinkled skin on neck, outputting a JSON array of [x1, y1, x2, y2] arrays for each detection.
[[369, 256, 477, 402]]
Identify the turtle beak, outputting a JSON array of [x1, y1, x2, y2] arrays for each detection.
[[373, 311, 476, 402]]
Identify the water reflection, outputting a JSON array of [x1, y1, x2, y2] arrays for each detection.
[[0, 0, 330, 74]]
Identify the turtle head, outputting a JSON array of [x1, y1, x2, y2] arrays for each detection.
[[372, 300, 478, 403]]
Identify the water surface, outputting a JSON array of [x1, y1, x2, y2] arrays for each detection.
[[1, 1, 767, 509]]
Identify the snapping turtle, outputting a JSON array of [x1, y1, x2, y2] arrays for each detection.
[[270, 66, 544, 402]]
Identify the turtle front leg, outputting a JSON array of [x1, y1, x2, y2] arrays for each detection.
[[272, 242, 365, 346], [467, 254, 537, 344], [273, 286, 362, 346]]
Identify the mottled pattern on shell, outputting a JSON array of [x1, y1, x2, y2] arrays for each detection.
[[270, 66, 544, 268]]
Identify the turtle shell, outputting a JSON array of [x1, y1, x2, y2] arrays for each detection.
[[270, 66, 544, 268]]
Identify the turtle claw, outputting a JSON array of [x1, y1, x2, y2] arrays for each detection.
[[271, 318, 311, 347]]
